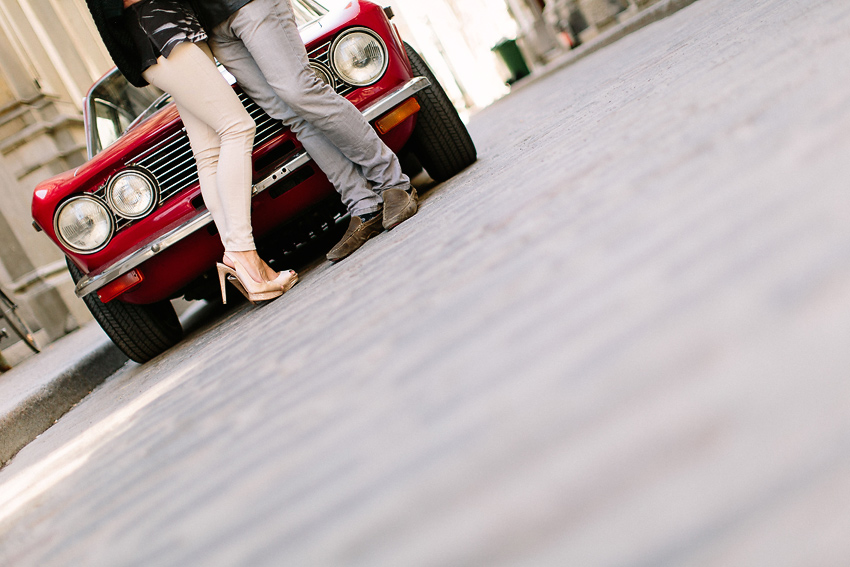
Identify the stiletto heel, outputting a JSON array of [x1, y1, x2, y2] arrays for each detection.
[[218, 254, 298, 305], [217, 263, 231, 304]]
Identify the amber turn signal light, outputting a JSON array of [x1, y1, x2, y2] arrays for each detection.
[[375, 97, 420, 134], [97, 269, 143, 303]]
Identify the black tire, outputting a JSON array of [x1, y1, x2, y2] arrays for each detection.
[[0, 290, 39, 353], [67, 259, 182, 363], [397, 150, 424, 179], [404, 43, 477, 182]]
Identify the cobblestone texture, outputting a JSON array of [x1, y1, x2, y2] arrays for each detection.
[[1, 0, 850, 565]]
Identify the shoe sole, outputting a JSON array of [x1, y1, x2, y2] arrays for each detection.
[[281, 273, 299, 293], [227, 271, 299, 304]]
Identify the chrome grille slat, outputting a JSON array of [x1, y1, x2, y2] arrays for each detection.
[[134, 142, 188, 168], [152, 170, 194, 191], [160, 173, 198, 198], [139, 141, 192, 172], [157, 165, 198, 189], [147, 156, 194, 179], [255, 131, 279, 147], [257, 123, 277, 137], [165, 168, 198, 186], [256, 124, 282, 143], [257, 122, 276, 133], [127, 130, 185, 164]]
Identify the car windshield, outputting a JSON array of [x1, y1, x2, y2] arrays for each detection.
[[85, 0, 328, 157], [86, 72, 164, 157], [292, 0, 327, 22]]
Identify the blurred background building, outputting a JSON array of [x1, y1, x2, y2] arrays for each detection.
[[0, 0, 113, 346], [0, 0, 658, 348]]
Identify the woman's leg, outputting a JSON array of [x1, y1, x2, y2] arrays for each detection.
[[142, 41, 256, 253], [142, 42, 288, 283]]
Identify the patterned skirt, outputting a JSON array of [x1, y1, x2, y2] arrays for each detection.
[[126, 0, 208, 71]]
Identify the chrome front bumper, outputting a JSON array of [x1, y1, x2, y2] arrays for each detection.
[[74, 76, 430, 299]]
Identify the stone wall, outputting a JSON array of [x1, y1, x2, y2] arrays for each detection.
[[0, 0, 115, 343]]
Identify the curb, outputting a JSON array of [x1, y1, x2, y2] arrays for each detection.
[[0, 323, 128, 466], [511, 0, 702, 92]]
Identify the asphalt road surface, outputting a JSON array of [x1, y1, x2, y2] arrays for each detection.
[[2, 0, 850, 565]]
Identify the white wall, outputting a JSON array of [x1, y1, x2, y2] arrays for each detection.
[[327, 0, 517, 115]]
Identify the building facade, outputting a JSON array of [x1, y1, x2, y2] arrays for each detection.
[[0, 0, 116, 342]]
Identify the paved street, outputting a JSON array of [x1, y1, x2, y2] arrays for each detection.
[[3, 0, 850, 564]]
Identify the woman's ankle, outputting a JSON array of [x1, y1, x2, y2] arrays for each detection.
[[225, 250, 277, 283]]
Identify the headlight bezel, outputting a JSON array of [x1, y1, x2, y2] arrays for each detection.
[[310, 61, 336, 90], [105, 166, 160, 220], [53, 194, 115, 254], [330, 27, 389, 87]]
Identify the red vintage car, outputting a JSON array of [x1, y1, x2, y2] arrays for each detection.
[[31, 0, 476, 363]]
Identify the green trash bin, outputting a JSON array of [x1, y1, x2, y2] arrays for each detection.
[[492, 38, 531, 85]]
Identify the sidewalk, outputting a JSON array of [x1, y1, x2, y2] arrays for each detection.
[[0, 322, 127, 465], [511, 0, 701, 91]]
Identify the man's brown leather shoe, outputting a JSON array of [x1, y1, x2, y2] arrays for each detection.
[[382, 187, 419, 230], [326, 213, 384, 262]]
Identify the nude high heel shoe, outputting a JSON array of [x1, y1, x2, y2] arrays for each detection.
[[216, 255, 297, 305]]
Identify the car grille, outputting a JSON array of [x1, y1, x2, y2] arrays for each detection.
[[102, 40, 354, 233], [101, 91, 285, 232]]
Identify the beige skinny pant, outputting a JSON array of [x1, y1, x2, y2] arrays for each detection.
[[142, 41, 257, 252]]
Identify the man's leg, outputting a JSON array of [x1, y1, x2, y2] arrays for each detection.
[[208, 0, 417, 260], [208, 27, 384, 217], [219, 0, 410, 195]]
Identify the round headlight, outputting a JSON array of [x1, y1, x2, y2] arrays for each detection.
[[310, 61, 335, 90], [106, 168, 158, 219], [331, 29, 388, 87], [55, 195, 114, 253]]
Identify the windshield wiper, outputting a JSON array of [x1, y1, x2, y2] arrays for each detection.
[[123, 93, 173, 134]]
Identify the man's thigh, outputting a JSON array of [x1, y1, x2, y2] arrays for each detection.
[[222, 0, 322, 100], [208, 30, 296, 123]]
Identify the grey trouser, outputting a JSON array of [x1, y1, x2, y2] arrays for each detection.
[[207, 0, 410, 217]]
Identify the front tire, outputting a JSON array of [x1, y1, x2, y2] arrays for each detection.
[[67, 259, 183, 363], [404, 43, 477, 182]]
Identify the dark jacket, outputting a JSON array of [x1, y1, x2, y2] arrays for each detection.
[[190, 0, 254, 31], [86, 0, 148, 87]]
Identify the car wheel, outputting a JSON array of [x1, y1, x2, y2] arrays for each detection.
[[66, 258, 183, 363], [403, 42, 477, 182]]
